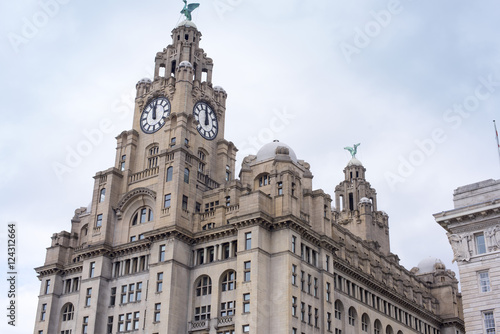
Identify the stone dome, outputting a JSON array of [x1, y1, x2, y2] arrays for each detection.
[[359, 197, 371, 204], [176, 20, 197, 29], [256, 140, 298, 163], [136, 78, 152, 85], [347, 157, 363, 167], [178, 61, 194, 69], [416, 257, 445, 274], [214, 86, 226, 93]]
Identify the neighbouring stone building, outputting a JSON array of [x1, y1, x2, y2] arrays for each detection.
[[435, 179, 500, 333], [34, 17, 464, 334]]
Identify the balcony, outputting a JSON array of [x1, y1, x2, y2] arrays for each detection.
[[129, 166, 159, 183], [216, 315, 234, 328], [188, 319, 209, 332]]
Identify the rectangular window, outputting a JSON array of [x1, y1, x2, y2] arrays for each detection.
[[220, 301, 235, 317], [315, 308, 319, 327], [301, 271, 305, 291], [125, 312, 132, 331], [291, 264, 297, 285], [164, 194, 171, 208], [327, 312, 332, 331], [121, 285, 127, 304], [242, 325, 250, 333], [314, 277, 318, 297], [85, 288, 92, 307], [107, 316, 113, 334], [301, 302, 305, 322], [89, 262, 95, 278], [479, 271, 491, 292], [195, 202, 201, 213], [170, 137, 176, 145], [194, 305, 211, 320], [96, 214, 103, 227], [157, 272, 163, 292], [182, 195, 188, 210], [110, 287, 116, 306], [120, 155, 126, 171], [484, 311, 496, 333], [326, 282, 331, 302], [243, 293, 250, 313], [40, 303, 47, 321], [307, 274, 311, 294], [245, 232, 252, 250], [118, 314, 124, 332], [136, 282, 143, 301], [292, 235, 296, 253], [154, 303, 161, 322], [278, 181, 283, 195], [45, 279, 51, 294], [82, 316, 89, 334], [159, 244, 166, 262], [133, 311, 140, 330], [326, 255, 330, 272], [244, 261, 251, 282], [308, 305, 312, 324], [476, 233, 487, 254], [292, 296, 297, 317], [128, 283, 135, 303]]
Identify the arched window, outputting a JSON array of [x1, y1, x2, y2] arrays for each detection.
[[99, 188, 106, 202], [386, 325, 394, 334], [361, 313, 370, 332], [131, 207, 153, 226], [196, 276, 212, 296], [148, 145, 159, 169], [259, 174, 270, 187], [184, 168, 190, 183], [61, 303, 74, 321], [348, 307, 357, 326], [334, 300, 343, 320], [221, 271, 236, 291], [202, 223, 215, 230], [374, 319, 382, 334], [166, 166, 173, 182]]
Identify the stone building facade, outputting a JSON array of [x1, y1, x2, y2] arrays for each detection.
[[435, 179, 500, 333], [34, 19, 464, 334]]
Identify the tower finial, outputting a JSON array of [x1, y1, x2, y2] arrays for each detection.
[[181, 0, 200, 21], [344, 143, 360, 158]]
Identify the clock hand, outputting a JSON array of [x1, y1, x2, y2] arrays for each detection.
[[204, 110, 209, 126], [152, 101, 157, 120]]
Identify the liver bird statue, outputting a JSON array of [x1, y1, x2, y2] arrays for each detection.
[[344, 143, 360, 158], [181, 0, 200, 21]]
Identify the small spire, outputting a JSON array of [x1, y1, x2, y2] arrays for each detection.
[[180, 0, 200, 21]]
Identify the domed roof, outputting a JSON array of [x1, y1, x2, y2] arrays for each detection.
[[214, 86, 226, 93], [136, 78, 152, 87], [176, 20, 197, 29], [178, 61, 194, 69], [359, 197, 371, 204], [416, 257, 445, 274], [347, 157, 363, 167], [256, 140, 297, 163]]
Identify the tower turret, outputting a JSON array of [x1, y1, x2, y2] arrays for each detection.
[[334, 153, 390, 254]]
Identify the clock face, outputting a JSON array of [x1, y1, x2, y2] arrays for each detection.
[[140, 97, 171, 134], [193, 102, 218, 140]]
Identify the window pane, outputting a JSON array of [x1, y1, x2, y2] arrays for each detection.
[[476, 233, 487, 254]]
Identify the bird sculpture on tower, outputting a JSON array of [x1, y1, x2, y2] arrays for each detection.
[[344, 143, 361, 158], [181, 0, 200, 21]]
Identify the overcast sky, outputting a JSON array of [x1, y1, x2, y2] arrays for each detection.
[[1, 0, 500, 332]]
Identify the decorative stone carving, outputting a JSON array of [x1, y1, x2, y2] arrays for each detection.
[[486, 224, 500, 251], [447, 233, 471, 262]]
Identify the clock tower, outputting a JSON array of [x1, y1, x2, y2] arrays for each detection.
[[116, 19, 237, 233]]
